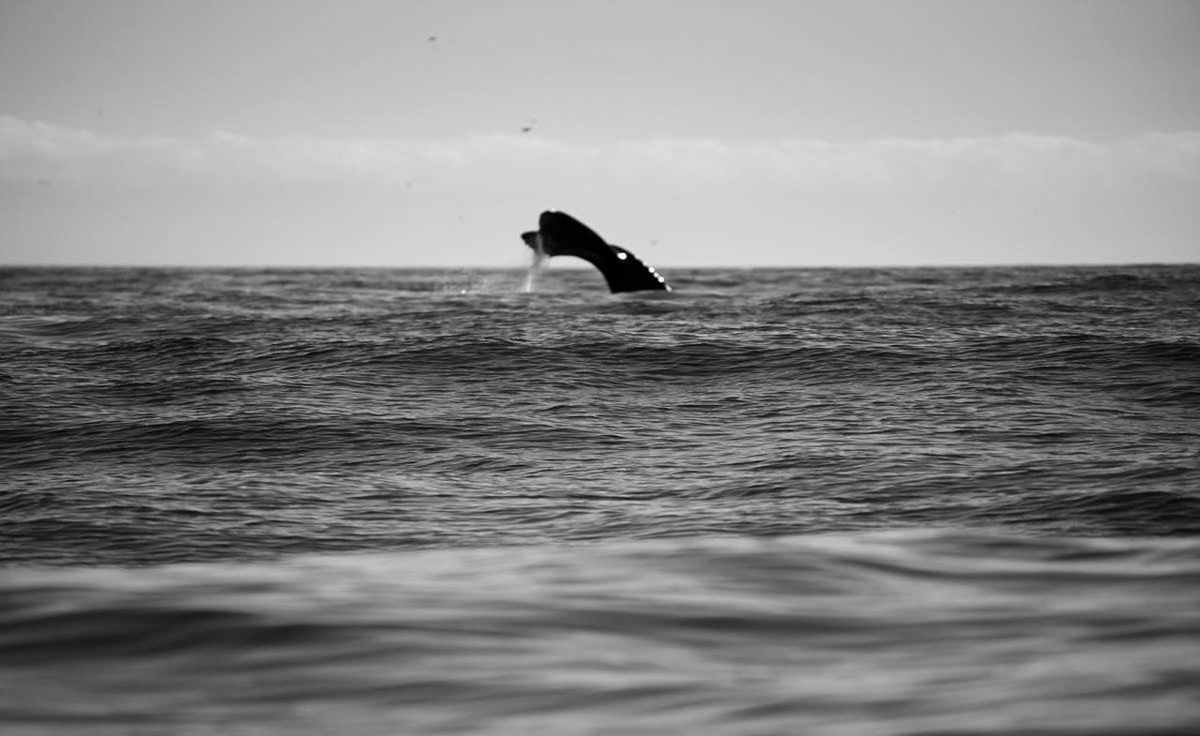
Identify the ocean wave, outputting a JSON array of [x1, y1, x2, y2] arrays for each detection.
[[2, 265, 1198, 562], [1, 531, 1198, 734]]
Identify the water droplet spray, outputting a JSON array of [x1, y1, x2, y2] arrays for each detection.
[[523, 232, 546, 293]]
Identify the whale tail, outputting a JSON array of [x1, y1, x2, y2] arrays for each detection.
[[521, 211, 670, 293]]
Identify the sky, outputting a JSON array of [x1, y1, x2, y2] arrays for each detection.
[[1, 0, 1198, 267]]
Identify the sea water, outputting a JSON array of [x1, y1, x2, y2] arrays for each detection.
[[2, 264, 1198, 735]]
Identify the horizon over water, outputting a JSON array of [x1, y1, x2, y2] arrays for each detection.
[[1, 263, 1199, 735]]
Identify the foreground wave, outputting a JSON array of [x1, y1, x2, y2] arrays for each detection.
[[2, 530, 1198, 736]]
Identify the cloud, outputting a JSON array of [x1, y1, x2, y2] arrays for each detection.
[[4, 116, 1197, 188], [2, 116, 1198, 266]]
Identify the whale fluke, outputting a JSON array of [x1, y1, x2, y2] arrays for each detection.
[[521, 211, 670, 293]]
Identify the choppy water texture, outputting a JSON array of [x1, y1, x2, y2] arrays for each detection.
[[2, 264, 1199, 735]]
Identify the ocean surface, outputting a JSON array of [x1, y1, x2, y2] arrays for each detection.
[[1, 263, 1199, 735]]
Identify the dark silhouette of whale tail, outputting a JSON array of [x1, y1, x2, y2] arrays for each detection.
[[521, 211, 670, 293]]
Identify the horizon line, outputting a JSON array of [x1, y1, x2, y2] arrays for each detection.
[[3, 261, 1197, 271]]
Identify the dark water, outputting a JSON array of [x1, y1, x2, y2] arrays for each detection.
[[2, 264, 1199, 734]]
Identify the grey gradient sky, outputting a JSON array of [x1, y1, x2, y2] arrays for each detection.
[[2, 0, 1198, 267]]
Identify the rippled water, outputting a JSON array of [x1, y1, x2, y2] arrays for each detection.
[[2, 264, 1198, 734]]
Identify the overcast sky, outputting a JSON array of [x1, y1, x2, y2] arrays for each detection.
[[2, 0, 1198, 267]]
